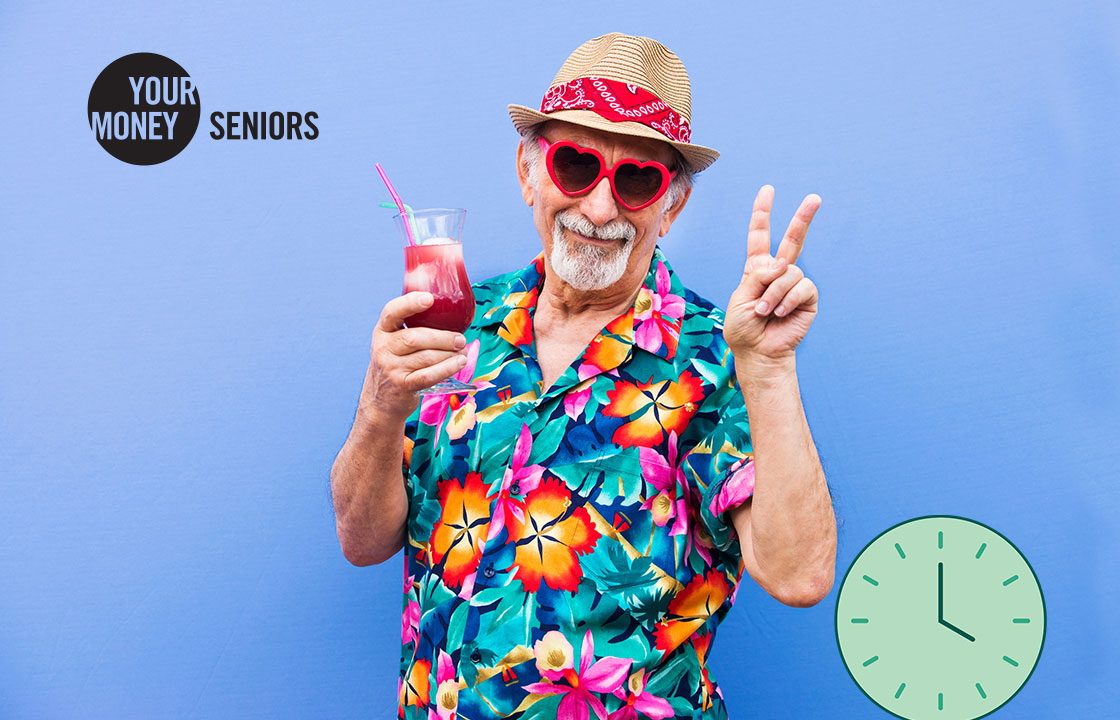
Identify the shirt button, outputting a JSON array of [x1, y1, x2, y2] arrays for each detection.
[[483, 564, 495, 578], [510, 482, 520, 494], [470, 649, 482, 663]]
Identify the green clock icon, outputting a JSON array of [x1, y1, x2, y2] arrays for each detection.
[[836, 516, 1045, 719]]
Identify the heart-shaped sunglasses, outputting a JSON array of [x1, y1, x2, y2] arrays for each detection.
[[537, 137, 677, 211]]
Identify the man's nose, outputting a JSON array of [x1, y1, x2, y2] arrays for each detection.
[[579, 177, 620, 227]]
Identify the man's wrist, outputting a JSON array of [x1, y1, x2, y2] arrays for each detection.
[[354, 364, 416, 436], [354, 402, 408, 441], [734, 353, 799, 412], [734, 352, 797, 384]]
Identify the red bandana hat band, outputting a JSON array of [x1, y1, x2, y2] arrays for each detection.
[[540, 76, 692, 144]]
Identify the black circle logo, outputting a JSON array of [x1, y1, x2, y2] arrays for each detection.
[[88, 53, 200, 165]]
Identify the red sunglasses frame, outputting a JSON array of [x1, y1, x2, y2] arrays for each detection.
[[537, 137, 677, 211]]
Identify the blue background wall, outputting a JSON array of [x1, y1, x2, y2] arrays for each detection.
[[1, 1, 1116, 718]]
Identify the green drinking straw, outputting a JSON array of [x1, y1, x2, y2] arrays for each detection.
[[378, 202, 421, 244]]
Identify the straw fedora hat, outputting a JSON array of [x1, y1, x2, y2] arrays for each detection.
[[509, 33, 720, 173]]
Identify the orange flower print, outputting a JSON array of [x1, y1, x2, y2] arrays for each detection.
[[428, 473, 492, 590], [580, 332, 631, 375], [505, 478, 600, 592], [603, 371, 705, 448], [399, 657, 431, 709], [578, 309, 634, 376], [652, 570, 731, 654], [604, 308, 635, 337], [691, 633, 716, 711], [496, 288, 538, 347]]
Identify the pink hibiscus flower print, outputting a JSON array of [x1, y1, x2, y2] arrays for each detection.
[[418, 340, 491, 441], [632, 262, 684, 357], [523, 630, 632, 720], [485, 423, 544, 542]]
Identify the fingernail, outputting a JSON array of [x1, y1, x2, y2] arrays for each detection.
[[770, 258, 782, 272], [421, 293, 433, 305], [775, 304, 787, 316], [458, 355, 468, 366], [454, 335, 466, 349], [755, 300, 770, 315]]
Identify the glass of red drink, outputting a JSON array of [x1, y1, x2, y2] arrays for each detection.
[[395, 208, 476, 395]]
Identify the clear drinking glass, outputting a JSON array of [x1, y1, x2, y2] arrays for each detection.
[[395, 208, 476, 395]]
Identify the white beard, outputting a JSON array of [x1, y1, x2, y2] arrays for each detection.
[[549, 210, 637, 291]]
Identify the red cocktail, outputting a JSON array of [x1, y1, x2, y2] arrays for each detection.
[[403, 241, 474, 332], [394, 208, 476, 394]]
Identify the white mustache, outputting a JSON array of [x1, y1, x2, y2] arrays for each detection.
[[555, 210, 636, 242]]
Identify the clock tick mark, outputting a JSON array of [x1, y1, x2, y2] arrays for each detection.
[[938, 531, 943, 549], [1002, 655, 1019, 667], [975, 542, 987, 559], [894, 542, 905, 559], [850, 618, 869, 623], [938, 692, 943, 710], [1003, 574, 1019, 586], [862, 655, 879, 667], [1013, 618, 1030, 624], [975, 683, 987, 699], [862, 574, 879, 586], [894, 683, 906, 699]]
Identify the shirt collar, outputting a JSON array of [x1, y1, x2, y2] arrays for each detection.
[[477, 246, 686, 365]]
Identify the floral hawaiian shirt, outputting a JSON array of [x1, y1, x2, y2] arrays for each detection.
[[399, 246, 756, 720]]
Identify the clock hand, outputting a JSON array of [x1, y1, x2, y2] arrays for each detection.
[[938, 562, 944, 623], [941, 618, 976, 643], [937, 561, 976, 642]]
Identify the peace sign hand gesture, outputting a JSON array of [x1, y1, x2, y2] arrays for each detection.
[[724, 185, 821, 366]]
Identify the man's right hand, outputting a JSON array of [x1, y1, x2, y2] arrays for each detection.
[[362, 292, 469, 421]]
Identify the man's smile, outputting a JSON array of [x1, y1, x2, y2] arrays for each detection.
[[567, 228, 615, 246]]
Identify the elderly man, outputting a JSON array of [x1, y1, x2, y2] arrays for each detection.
[[332, 33, 836, 720]]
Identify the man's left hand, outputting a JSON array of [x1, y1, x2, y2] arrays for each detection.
[[724, 185, 821, 365]]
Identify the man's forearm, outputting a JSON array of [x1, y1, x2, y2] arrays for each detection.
[[734, 355, 836, 602], [331, 370, 411, 566]]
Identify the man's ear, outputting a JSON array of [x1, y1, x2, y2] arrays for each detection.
[[659, 184, 692, 237], [516, 139, 534, 207]]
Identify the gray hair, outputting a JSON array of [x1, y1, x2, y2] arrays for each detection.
[[519, 124, 694, 210]]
